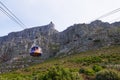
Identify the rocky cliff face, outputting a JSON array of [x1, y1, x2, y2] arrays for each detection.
[[0, 20, 120, 63], [56, 20, 120, 56], [0, 22, 59, 62]]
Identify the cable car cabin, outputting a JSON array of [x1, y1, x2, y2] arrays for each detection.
[[30, 46, 42, 57]]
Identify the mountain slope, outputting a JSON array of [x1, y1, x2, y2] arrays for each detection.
[[0, 45, 120, 80], [0, 20, 120, 74]]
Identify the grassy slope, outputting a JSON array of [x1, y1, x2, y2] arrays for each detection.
[[0, 45, 120, 79]]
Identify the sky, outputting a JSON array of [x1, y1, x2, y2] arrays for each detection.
[[0, 0, 120, 37]]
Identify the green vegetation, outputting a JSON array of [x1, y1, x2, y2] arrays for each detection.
[[0, 45, 120, 80], [42, 66, 83, 80], [79, 67, 95, 76], [95, 69, 120, 80], [92, 65, 103, 72], [69, 56, 102, 65]]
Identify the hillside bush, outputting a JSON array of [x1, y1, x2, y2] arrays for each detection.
[[42, 66, 83, 80], [79, 67, 95, 76], [92, 65, 103, 72], [72, 56, 102, 65], [95, 69, 120, 80]]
